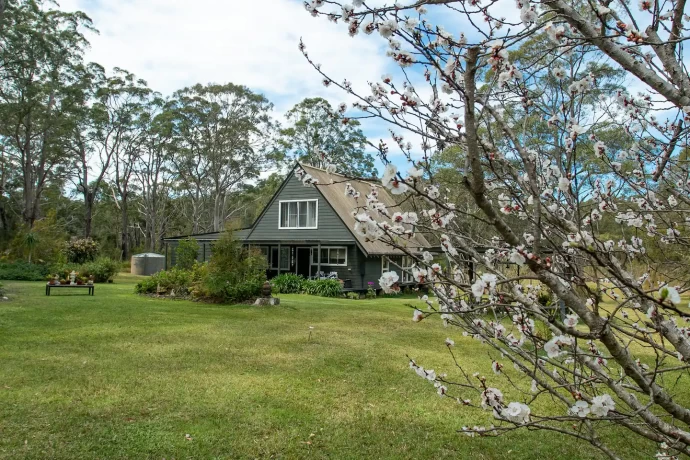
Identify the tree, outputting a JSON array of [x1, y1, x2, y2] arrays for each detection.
[[68, 67, 150, 240], [302, 0, 690, 458], [279, 97, 377, 177], [168, 83, 277, 232], [134, 96, 175, 252], [0, 0, 94, 228]]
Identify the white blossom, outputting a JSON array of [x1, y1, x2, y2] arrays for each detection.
[[501, 402, 531, 423], [570, 400, 590, 418]]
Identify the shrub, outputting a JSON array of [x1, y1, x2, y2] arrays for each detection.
[[346, 292, 359, 300], [224, 278, 264, 302], [537, 289, 553, 307], [135, 267, 192, 295], [84, 258, 120, 283], [175, 238, 199, 270], [64, 238, 99, 264], [196, 232, 267, 303], [0, 261, 51, 281], [271, 273, 304, 294], [51, 257, 119, 283], [303, 279, 342, 298]]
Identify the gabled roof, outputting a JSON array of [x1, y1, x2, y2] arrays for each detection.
[[299, 163, 431, 256], [163, 163, 432, 256]]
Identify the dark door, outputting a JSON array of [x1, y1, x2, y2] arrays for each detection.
[[296, 247, 311, 278]]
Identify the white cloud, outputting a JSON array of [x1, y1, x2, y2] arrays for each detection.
[[59, 0, 388, 113]]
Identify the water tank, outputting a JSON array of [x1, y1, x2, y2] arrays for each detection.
[[131, 253, 166, 276]]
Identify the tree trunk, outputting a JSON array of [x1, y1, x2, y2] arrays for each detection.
[[84, 190, 93, 238], [213, 192, 223, 232], [120, 197, 129, 260]]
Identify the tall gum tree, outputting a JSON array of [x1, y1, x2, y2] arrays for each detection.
[[168, 83, 277, 233], [0, 0, 94, 228]]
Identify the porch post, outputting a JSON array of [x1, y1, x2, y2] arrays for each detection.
[[317, 243, 321, 279], [277, 243, 281, 275]]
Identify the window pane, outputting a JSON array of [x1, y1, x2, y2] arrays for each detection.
[[260, 246, 269, 264], [336, 248, 346, 265], [312, 248, 318, 264], [280, 247, 290, 270], [271, 247, 278, 268], [320, 248, 328, 264], [280, 203, 289, 227], [288, 202, 298, 227], [298, 201, 308, 227], [307, 201, 317, 227]]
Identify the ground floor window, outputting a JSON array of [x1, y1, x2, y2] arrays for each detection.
[[311, 247, 347, 267], [382, 255, 414, 283], [261, 246, 290, 270]]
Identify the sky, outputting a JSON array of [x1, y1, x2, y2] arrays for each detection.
[[57, 0, 409, 173]]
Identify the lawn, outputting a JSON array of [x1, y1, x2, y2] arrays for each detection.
[[0, 275, 656, 459]]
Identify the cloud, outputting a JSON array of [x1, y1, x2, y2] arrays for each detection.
[[58, 0, 388, 111]]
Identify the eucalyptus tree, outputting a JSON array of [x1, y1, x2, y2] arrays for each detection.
[[279, 97, 377, 177], [0, 0, 94, 228], [134, 96, 175, 252], [168, 83, 277, 232]]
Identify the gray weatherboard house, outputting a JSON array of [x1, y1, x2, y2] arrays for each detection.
[[162, 163, 432, 291]]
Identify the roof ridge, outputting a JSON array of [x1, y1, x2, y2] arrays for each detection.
[[297, 162, 382, 188]]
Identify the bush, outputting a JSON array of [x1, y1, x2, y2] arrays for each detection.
[[302, 279, 342, 298], [84, 258, 120, 283], [135, 267, 193, 295], [175, 238, 199, 270], [271, 273, 304, 294], [7, 212, 69, 264], [224, 278, 264, 302], [0, 261, 51, 281], [136, 233, 267, 304], [195, 232, 267, 303], [64, 238, 99, 264], [346, 292, 359, 300], [51, 257, 120, 283]]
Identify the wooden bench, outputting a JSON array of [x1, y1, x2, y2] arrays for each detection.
[[45, 284, 95, 296]]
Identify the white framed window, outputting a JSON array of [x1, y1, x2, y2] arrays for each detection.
[[279, 199, 318, 229], [383, 255, 414, 283], [311, 247, 347, 266]]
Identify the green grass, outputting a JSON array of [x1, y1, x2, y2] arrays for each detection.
[[0, 275, 656, 459]]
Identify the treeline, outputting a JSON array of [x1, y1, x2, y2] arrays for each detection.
[[0, 0, 376, 262]]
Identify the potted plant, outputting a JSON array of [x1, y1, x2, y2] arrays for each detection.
[[87, 275, 94, 285], [59, 278, 67, 285], [76, 276, 85, 286]]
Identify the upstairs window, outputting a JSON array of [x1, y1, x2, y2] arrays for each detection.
[[279, 200, 318, 229]]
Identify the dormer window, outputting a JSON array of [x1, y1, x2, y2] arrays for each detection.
[[279, 199, 318, 229]]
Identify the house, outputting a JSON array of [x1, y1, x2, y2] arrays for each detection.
[[162, 163, 433, 291]]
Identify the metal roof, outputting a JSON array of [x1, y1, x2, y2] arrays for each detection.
[[299, 164, 431, 256]]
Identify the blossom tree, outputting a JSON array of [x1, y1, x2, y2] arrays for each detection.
[[300, 0, 690, 458]]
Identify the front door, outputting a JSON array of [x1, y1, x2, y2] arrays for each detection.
[[296, 247, 311, 278]]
